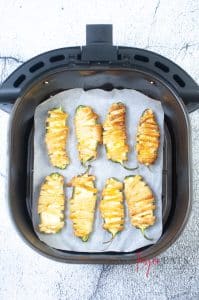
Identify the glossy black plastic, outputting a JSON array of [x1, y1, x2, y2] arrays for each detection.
[[8, 67, 191, 263], [1, 24, 198, 263], [1, 24, 199, 112]]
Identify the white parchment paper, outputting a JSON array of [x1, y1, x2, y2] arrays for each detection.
[[33, 88, 164, 252]]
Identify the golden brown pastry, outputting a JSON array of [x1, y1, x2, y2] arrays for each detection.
[[100, 178, 124, 239], [68, 171, 97, 241], [103, 102, 130, 165], [124, 175, 155, 240], [136, 109, 160, 166], [45, 108, 69, 169], [75, 105, 102, 165], [38, 173, 65, 234]]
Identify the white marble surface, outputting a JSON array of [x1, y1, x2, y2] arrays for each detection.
[[0, 0, 199, 299]]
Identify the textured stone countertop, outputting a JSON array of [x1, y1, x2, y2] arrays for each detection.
[[0, 1, 199, 299]]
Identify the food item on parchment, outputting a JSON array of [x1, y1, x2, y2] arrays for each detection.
[[136, 109, 160, 166], [68, 170, 97, 241], [75, 105, 102, 165], [100, 178, 125, 240], [103, 102, 137, 170], [45, 107, 69, 169], [38, 173, 65, 234], [124, 175, 156, 240]]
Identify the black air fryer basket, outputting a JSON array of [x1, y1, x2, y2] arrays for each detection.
[[0, 25, 199, 263]]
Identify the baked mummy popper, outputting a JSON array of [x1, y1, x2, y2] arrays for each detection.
[[124, 175, 156, 240], [103, 102, 137, 170], [45, 108, 69, 169], [100, 177, 125, 241], [136, 109, 160, 166], [68, 169, 97, 241], [38, 173, 65, 234], [75, 105, 102, 165]]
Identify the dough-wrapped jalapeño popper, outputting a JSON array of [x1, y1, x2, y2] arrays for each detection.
[[103, 102, 137, 170], [136, 109, 160, 166], [124, 175, 156, 240], [100, 178, 124, 241], [68, 168, 97, 241], [45, 107, 69, 169], [38, 173, 65, 234], [75, 105, 102, 166]]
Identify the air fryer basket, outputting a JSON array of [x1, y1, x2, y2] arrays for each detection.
[[1, 25, 198, 263]]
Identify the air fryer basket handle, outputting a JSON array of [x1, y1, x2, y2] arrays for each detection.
[[0, 88, 21, 103], [86, 24, 113, 45], [0, 88, 21, 113], [82, 24, 117, 61], [180, 89, 199, 113]]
